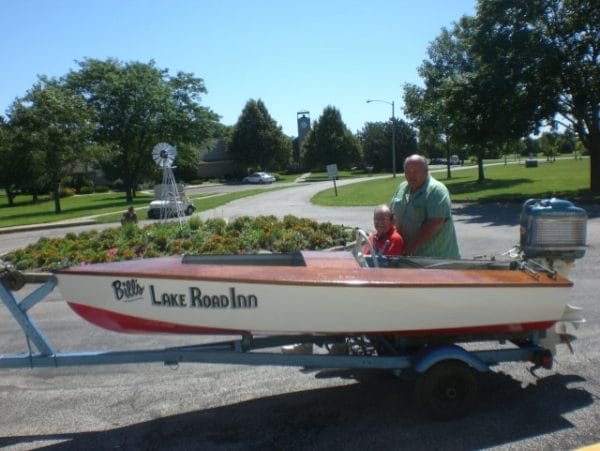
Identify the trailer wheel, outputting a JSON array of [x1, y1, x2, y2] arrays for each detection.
[[415, 360, 478, 421], [1, 270, 25, 291]]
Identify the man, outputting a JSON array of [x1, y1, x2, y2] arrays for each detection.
[[121, 206, 138, 225], [390, 154, 460, 258], [364, 205, 404, 256]]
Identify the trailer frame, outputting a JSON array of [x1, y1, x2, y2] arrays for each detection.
[[0, 274, 572, 419]]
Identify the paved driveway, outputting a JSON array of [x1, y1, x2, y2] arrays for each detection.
[[1, 179, 599, 450]]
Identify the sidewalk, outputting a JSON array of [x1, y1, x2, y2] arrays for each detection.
[[0, 218, 99, 235]]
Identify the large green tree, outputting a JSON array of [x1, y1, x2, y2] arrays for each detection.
[[0, 117, 45, 205], [301, 106, 362, 171], [473, 0, 600, 192], [7, 78, 93, 213], [361, 119, 417, 173], [228, 99, 291, 171], [403, 18, 487, 180], [66, 58, 219, 202], [405, 0, 599, 190]]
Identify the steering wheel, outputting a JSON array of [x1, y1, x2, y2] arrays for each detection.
[[352, 228, 379, 268]]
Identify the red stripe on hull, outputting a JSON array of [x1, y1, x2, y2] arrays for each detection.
[[67, 302, 556, 337], [68, 302, 248, 335]]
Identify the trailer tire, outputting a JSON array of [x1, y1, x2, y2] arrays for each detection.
[[415, 360, 478, 421], [1, 270, 25, 291]]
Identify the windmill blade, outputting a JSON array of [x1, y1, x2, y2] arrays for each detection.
[[152, 142, 177, 167]]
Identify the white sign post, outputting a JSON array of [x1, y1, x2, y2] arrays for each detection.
[[326, 164, 338, 197]]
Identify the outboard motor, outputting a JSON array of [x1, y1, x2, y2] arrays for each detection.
[[520, 198, 587, 276]]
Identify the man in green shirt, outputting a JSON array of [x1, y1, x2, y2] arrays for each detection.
[[390, 154, 460, 259]]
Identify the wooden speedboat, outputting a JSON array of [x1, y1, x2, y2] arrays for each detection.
[[55, 250, 575, 338], [56, 198, 588, 340]]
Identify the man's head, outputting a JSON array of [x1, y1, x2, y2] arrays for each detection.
[[403, 154, 428, 192], [373, 204, 394, 236]]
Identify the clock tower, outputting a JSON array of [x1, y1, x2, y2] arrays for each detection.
[[297, 111, 310, 144], [293, 111, 311, 167]]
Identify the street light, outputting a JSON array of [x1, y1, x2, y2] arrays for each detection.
[[366, 99, 396, 178]]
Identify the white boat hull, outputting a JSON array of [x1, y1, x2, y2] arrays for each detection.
[[56, 253, 573, 337]]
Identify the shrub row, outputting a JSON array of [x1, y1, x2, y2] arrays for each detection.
[[4, 215, 355, 271]]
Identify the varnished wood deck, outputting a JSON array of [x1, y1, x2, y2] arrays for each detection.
[[57, 252, 573, 288]]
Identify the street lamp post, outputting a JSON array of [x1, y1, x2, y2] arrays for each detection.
[[366, 99, 396, 178]]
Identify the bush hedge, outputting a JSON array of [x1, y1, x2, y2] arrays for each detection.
[[4, 215, 355, 271]]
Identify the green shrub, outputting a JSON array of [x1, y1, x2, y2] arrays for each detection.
[[204, 217, 227, 235], [2, 215, 355, 271], [188, 216, 202, 230], [79, 186, 94, 194], [59, 187, 77, 198]]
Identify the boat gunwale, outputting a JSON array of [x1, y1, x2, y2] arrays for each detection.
[[55, 255, 573, 289]]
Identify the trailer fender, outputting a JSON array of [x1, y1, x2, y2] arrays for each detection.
[[414, 345, 489, 374]]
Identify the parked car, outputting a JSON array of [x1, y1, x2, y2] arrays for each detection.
[[449, 155, 462, 165], [242, 172, 276, 184], [430, 156, 462, 166], [147, 198, 195, 219]]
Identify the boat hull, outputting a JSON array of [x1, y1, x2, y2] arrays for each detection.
[[56, 253, 573, 337]]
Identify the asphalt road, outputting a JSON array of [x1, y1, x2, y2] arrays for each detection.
[[1, 180, 599, 450]]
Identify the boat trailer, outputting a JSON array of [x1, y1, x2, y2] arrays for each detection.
[[0, 266, 582, 420]]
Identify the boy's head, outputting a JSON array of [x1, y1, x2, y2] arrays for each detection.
[[373, 205, 394, 236]]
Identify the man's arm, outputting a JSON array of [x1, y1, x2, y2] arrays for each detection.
[[404, 217, 445, 256]]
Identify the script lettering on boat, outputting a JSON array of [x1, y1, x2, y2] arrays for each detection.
[[111, 279, 144, 302], [189, 287, 258, 309]]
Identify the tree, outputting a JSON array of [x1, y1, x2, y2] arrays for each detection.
[[405, 0, 599, 190], [301, 106, 362, 170], [415, 127, 445, 160], [66, 58, 219, 202], [361, 122, 387, 171], [403, 19, 487, 180], [472, 0, 600, 192], [7, 78, 93, 213], [361, 119, 417, 172], [558, 131, 577, 156], [228, 99, 291, 171], [172, 143, 202, 182], [0, 116, 16, 206], [0, 117, 43, 205]]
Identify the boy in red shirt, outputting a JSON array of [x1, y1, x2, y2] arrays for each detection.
[[364, 205, 404, 256]]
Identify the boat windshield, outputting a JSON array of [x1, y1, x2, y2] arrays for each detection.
[[182, 253, 307, 267]]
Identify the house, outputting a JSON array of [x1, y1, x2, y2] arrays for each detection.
[[197, 138, 244, 179]]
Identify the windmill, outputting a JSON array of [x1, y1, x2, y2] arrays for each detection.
[[151, 142, 184, 224]]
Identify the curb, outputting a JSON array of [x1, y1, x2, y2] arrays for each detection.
[[0, 220, 99, 235]]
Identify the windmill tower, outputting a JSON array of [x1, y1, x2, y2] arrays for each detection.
[[152, 142, 184, 225]]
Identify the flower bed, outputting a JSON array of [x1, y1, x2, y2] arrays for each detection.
[[3, 215, 355, 271]]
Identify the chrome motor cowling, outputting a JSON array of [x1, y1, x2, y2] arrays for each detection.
[[520, 198, 587, 261]]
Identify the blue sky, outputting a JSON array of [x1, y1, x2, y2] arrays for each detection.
[[1, 0, 476, 137]]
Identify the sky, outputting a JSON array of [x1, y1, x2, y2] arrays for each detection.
[[0, 0, 476, 137]]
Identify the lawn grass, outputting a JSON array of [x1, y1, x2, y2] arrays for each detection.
[[1, 158, 594, 228], [311, 158, 595, 206], [0, 186, 294, 227], [94, 186, 293, 223], [0, 192, 154, 228], [301, 170, 374, 182]]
